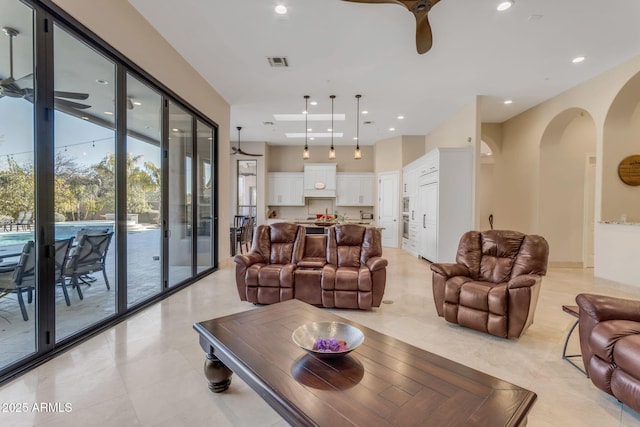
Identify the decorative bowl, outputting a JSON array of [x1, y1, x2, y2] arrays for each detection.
[[292, 321, 364, 358]]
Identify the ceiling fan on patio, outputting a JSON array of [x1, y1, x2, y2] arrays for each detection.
[[0, 26, 91, 110], [231, 126, 262, 157], [342, 0, 443, 54]]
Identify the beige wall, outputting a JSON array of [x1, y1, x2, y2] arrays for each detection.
[[268, 145, 374, 172], [487, 54, 640, 268], [374, 136, 403, 173], [602, 74, 640, 222], [402, 136, 426, 166], [539, 111, 596, 263], [423, 98, 480, 227], [52, 0, 232, 259], [478, 163, 494, 231]]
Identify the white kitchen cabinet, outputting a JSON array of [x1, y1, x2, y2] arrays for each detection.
[[336, 173, 375, 206], [412, 147, 473, 263], [267, 172, 304, 206], [303, 163, 336, 197]]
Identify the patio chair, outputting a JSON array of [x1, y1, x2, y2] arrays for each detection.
[[55, 237, 74, 306], [0, 241, 35, 321], [74, 228, 110, 244], [63, 232, 114, 295]]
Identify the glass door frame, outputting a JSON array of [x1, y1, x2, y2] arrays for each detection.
[[0, 0, 219, 386]]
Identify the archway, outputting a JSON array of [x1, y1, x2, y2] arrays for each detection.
[[602, 71, 640, 223], [539, 108, 596, 265]]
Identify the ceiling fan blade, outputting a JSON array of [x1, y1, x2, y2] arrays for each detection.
[[54, 90, 89, 100], [415, 12, 433, 54], [237, 149, 263, 157], [54, 98, 91, 110], [342, 0, 402, 4]]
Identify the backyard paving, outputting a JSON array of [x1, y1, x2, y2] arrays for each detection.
[[0, 225, 177, 369]]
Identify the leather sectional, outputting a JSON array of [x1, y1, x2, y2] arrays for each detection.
[[234, 222, 387, 310], [576, 293, 640, 413]]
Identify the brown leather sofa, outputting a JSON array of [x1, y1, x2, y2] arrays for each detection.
[[576, 293, 640, 413], [234, 222, 305, 305], [234, 223, 387, 310], [430, 230, 549, 338]]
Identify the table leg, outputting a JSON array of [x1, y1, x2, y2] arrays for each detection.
[[204, 352, 232, 393], [562, 318, 586, 375]]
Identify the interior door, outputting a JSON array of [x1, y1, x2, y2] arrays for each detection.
[[377, 171, 399, 248]]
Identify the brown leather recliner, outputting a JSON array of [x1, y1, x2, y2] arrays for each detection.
[[430, 230, 549, 338], [322, 224, 388, 309], [234, 222, 305, 304], [576, 293, 640, 413]]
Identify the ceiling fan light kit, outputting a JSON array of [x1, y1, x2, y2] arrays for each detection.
[[342, 0, 441, 54]]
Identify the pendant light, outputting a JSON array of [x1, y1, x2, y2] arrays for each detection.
[[354, 94, 362, 160], [329, 95, 336, 160], [303, 95, 310, 159]]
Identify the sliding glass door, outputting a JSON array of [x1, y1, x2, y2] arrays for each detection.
[[196, 121, 214, 273], [126, 74, 162, 307], [168, 102, 193, 286], [53, 22, 116, 341], [0, 0, 218, 384], [0, 0, 35, 370]]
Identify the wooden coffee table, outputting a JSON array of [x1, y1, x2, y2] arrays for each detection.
[[194, 300, 536, 426]]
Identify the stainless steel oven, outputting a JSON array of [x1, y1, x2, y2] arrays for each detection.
[[402, 196, 410, 213], [402, 214, 409, 239]]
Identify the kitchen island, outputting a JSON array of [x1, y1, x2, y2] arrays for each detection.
[[266, 218, 380, 234]]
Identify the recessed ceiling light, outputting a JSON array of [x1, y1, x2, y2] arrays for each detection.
[[302, 110, 308, 114], [307, 128, 312, 132], [504, 100, 513, 105], [572, 56, 586, 64], [81, 116, 89, 120], [397, 115, 404, 120], [310, 137, 315, 140], [172, 128, 179, 132], [497, 1, 513, 12], [132, 101, 142, 106], [362, 110, 368, 115], [275, 5, 287, 14], [310, 101, 318, 106], [389, 127, 395, 131], [327, 128, 332, 132], [96, 79, 109, 85], [104, 111, 113, 115], [353, 137, 358, 140]]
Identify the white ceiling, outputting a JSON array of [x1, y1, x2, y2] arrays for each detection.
[[127, 0, 640, 147]]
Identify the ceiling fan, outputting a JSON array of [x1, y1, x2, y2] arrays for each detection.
[[0, 26, 91, 110], [231, 126, 262, 157], [342, 0, 442, 54]]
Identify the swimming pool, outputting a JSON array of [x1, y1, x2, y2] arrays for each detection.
[[0, 223, 115, 246]]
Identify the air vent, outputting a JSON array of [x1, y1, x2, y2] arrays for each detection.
[[267, 57, 289, 67]]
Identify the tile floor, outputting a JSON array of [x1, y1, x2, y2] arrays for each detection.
[[1, 247, 640, 426]]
